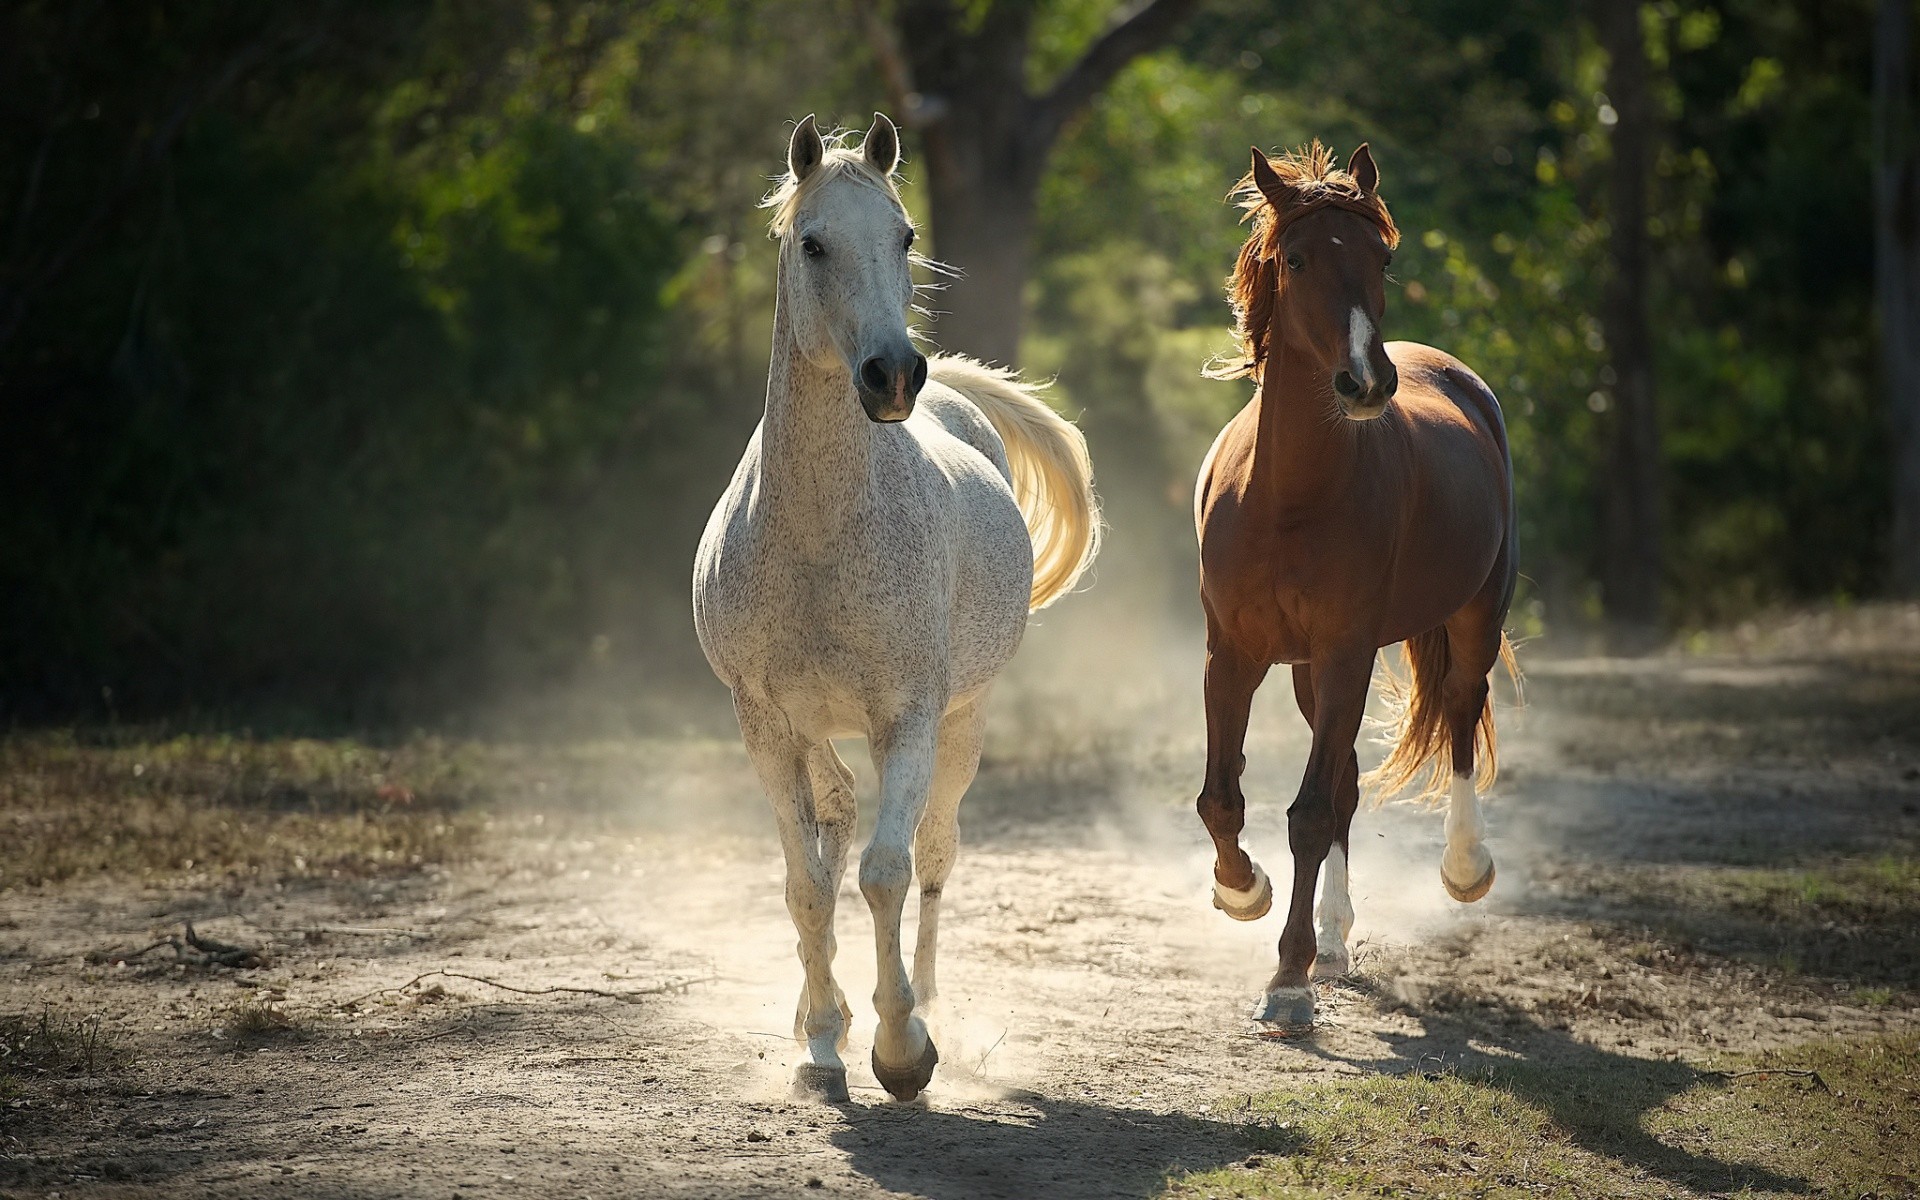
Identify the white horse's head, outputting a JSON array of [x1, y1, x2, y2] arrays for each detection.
[[767, 114, 926, 422]]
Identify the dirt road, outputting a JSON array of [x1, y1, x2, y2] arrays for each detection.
[[3, 609, 1918, 1198]]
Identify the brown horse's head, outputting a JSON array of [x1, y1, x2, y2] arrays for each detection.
[[1212, 141, 1401, 420]]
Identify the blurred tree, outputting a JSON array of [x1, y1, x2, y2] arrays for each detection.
[[1879, 0, 1920, 594], [858, 0, 1199, 365], [1596, 0, 1664, 638]]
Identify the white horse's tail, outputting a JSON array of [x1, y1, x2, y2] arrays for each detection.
[[928, 355, 1102, 611]]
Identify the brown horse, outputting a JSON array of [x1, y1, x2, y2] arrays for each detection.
[[1194, 142, 1517, 1026]]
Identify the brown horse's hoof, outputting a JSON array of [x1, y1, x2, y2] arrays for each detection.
[[1212, 862, 1273, 922], [792, 1063, 851, 1103], [871, 1040, 939, 1102], [1254, 985, 1316, 1028], [1442, 860, 1496, 904]]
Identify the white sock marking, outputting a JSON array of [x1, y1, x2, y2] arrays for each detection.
[[1316, 845, 1353, 947], [1442, 773, 1491, 889]]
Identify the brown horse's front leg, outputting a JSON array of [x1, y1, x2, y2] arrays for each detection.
[[1259, 647, 1372, 1026], [1197, 639, 1270, 918]]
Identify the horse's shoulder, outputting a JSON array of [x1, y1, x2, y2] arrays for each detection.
[[907, 382, 1012, 481], [1385, 342, 1504, 437]]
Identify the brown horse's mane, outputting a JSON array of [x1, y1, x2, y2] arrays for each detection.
[[1208, 141, 1401, 382]]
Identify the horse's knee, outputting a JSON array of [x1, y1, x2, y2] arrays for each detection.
[[1285, 798, 1337, 856], [785, 875, 835, 933], [1196, 788, 1244, 839], [859, 842, 912, 908]]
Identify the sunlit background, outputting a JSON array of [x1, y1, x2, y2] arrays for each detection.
[[1, 0, 1902, 734]]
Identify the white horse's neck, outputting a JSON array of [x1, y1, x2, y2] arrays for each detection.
[[758, 289, 872, 553]]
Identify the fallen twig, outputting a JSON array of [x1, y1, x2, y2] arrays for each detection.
[[336, 968, 712, 1011], [973, 1029, 1007, 1077], [87, 923, 266, 969], [259, 925, 433, 940]]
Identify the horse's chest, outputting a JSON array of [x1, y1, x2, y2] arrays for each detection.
[[1200, 519, 1345, 664]]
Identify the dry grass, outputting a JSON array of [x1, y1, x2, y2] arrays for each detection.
[[0, 733, 487, 887], [0, 730, 759, 888], [0, 1008, 128, 1090], [220, 999, 300, 1044], [1164, 1035, 1920, 1199]]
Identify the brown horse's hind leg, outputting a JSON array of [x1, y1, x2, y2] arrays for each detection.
[[1439, 603, 1504, 902], [1292, 665, 1360, 978], [1260, 647, 1372, 1025], [1198, 635, 1272, 919]]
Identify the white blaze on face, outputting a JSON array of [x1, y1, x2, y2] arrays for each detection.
[[1348, 305, 1375, 391]]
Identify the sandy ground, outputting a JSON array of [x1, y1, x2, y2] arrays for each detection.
[[3, 610, 1919, 1198]]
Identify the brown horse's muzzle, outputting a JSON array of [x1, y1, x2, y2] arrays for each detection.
[[1332, 360, 1398, 419]]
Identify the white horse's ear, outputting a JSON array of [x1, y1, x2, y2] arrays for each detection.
[[789, 114, 825, 182], [864, 112, 900, 176], [1250, 148, 1296, 210], [1348, 143, 1379, 195]]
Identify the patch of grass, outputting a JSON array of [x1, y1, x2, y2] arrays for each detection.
[[0, 732, 492, 887], [0, 730, 766, 888], [1163, 1035, 1920, 1199], [1554, 856, 1920, 989]]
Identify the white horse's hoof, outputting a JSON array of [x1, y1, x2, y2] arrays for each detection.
[[1442, 856, 1496, 904], [1212, 862, 1273, 922], [871, 1040, 939, 1102], [1254, 985, 1316, 1027], [1312, 943, 1352, 980], [792, 1063, 851, 1103]]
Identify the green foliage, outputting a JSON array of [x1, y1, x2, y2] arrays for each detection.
[[0, 0, 1893, 726], [1034, 0, 1883, 628]]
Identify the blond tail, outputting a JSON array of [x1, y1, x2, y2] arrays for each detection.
[[1361, 630, 1521, 805], [927, 355, 1102, 610]]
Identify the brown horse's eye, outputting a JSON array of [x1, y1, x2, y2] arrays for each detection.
[[1384, 252, 1394, 267], [1286, 253, 1305, 271]]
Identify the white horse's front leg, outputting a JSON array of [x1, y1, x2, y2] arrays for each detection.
[[863, 705, 940, 1101], [795, 744, 857, 1046], [735, 694, 849, 1101], [911, 696, 987, 1007]]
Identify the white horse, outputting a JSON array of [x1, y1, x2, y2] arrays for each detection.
[[692, 114, 1100, 1103]]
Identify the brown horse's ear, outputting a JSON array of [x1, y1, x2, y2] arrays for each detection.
[[863, 112, 900, 176], [789, 114, 825, 182], [1250, 148, 1297, 209], [1348, 143, 1379, 195]]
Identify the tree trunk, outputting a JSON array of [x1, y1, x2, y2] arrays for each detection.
[[866, 0, 1199, 367], [1596, 0, 1663, 639], [924, 166, 1040, 367], [1878, 0, 1920, 595]]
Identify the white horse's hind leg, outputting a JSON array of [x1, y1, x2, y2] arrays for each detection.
[[734, 695, 850, 1101], [1313, 844, 1355, 978], [1441, 774, 1496, 902], [911, 696, 987, 1007], [792, 744, 856, 1048], [862, 706, 941, 1101]]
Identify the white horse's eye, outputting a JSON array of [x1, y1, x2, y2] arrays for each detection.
[[903, 230, 915, 251], [801, 235, 824, 258]]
